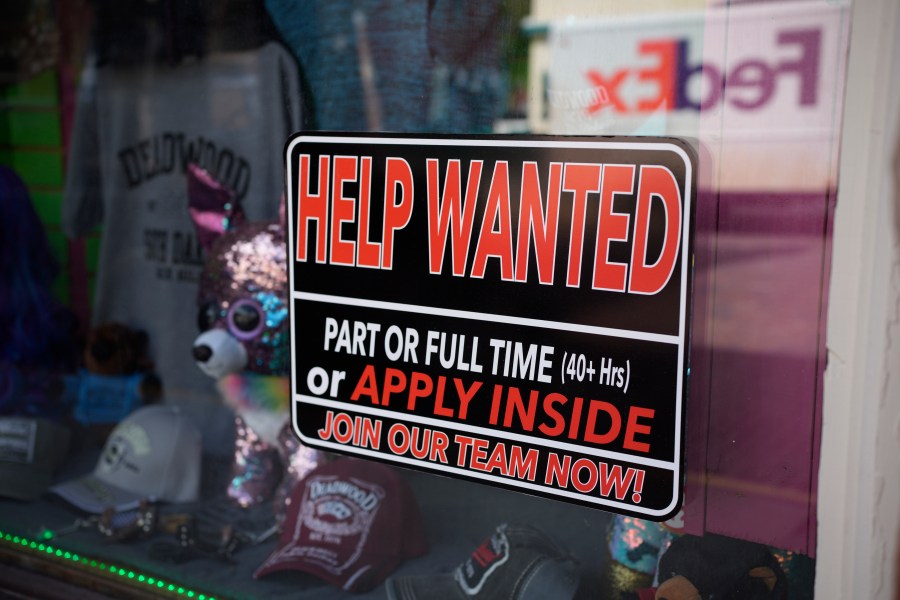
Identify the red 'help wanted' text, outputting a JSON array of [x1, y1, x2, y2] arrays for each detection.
[[295, 156, 682, 295]]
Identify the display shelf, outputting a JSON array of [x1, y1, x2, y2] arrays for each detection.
[[0, 451, 613, 600]]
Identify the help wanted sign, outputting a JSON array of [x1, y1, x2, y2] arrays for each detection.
[[285, 133, 694, 519]]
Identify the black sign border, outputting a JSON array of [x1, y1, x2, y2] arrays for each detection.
[[284, 131, 696, 522]]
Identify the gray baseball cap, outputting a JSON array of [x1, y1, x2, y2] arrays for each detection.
[[385, 523, 580, 600], [0, 417, 71, 501], [50, 405, 201, 513]]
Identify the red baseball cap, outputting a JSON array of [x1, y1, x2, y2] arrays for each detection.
[[254, 458, 427, 592]]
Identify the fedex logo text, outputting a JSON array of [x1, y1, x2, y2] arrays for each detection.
[[584, 28, 820, 113]]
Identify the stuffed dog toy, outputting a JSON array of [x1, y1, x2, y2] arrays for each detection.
[[188, 164, 322, 508]]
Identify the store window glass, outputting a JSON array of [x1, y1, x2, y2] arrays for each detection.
[[0, 0, 849, 598]]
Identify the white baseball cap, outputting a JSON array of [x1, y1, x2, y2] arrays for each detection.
[[51, 405, 202, 513]]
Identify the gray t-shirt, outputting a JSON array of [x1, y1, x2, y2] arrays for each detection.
[[62, 43, 302, 444]]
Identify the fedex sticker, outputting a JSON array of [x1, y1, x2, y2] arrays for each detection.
[[286, 133, 695, 520], [547, 1, 848, 137]]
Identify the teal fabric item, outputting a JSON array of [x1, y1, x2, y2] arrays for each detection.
[[263, 0, 506, 133], [264, 0, 430, 132], [68, 370, 146, 425]]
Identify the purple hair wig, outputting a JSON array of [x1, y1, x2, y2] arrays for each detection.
[[0, 165, 76, 369]]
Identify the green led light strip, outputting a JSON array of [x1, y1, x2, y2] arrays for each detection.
[[0, 528, 215, 599]]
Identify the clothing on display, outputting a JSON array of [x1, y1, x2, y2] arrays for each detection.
[[427, 0, 507, 132], [264, 0, 508, 133], [61, 42, 303, 431], [264, 0, 430, 132]]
